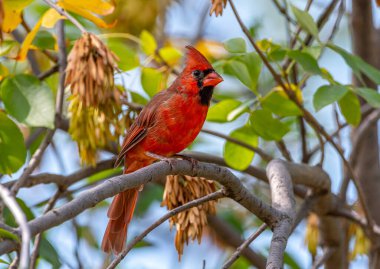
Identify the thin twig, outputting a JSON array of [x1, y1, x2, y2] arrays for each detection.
[[43, 0, 86, 33], [222, 223, 268, 269], [37, 65, 59, 80], [107, 190, 225, 269], [312, 247, 335, 269], [11, 130, 55, 195], [29, 189, 63, 269], [0, 185, 30, 269], [275, 140, 293, 162]]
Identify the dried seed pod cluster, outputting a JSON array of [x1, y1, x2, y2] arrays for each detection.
[[304, 213, 319, 258], [67, 33, 129, 165], [162, 175, 218, 259], [65, 32, 119, 107], [348, 203, 370, 260], [210, 0, 227, 17]]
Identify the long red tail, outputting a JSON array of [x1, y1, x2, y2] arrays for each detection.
[[101, 164, 141, 254]]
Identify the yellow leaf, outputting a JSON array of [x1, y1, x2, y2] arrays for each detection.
[[41, 8, 66, 28], [273, 83, 303, 104], [16, 17, 41, 60], [195, 39, 226, 59], [158, 46, 182, 66], [2, 0, 33, 32], [140, 30, 157, 56], [57, 1, 116, 28], [59, 0, 114, 16]]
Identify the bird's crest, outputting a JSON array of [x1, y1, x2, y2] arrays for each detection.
[[184, 45, 213, 70]]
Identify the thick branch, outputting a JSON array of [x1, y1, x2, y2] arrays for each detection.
[[0, 160, 281, 254]]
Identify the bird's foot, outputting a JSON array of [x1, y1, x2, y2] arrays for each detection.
[[173, 154, 198, 175], [145, 152, 177, 171]]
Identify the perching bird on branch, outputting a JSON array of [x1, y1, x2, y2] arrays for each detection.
[[101, 46, 223, 254]]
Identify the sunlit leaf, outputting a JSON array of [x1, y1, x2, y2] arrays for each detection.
[[224, 37, 246, 53], [140, 30, 157, 56], [58, 1, 116, 28], [0, 258, 10, 265], [224, 126, 258, 170], [353, 87, 380, 108], [313, 85, 348, 111], [338, 91, 361, 126], [1, 74, 55, 128], [130, 91, 148, 105], [250, 109, 289, 141], [16, 18, 42, 61], [59, 0, 114, 16], [107, 40, 139, 71], [2, 0, 33, 32], [224, 52, 261, 93], [291, 4, 319, 39], [206, 99, 242, 122], [261, 89, 302, 117], [141, 67, 164, 97], [87, 167, 121, 184], [158, 46, 182, 66], [41, 8, 66, 28], [328, 44, 380, 85], [287, 50, 322, 74], [0, 112, 26, 174]]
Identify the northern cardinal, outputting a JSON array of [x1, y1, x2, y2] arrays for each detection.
[[101, 46, 223, 254]]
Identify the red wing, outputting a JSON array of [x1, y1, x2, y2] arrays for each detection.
[[114, 91, 170, 167]]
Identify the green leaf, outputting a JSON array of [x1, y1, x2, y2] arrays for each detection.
[[206, 99, 242, 122], [0, 112, 26, 174], [287, 50, 322, 74], [328, 44, 380, 84], [224, 38, 246, 53], [86, 167, 122, 184], [1, 74, 55, 128], [0, 258, 10, 265], [134, 240, 153, 248], [33, 30, 55, 50], [130, 91, 148, 105], [77, 225, 99, 248], [135, 184, 163, 216], [141, 68, 164, 97], [226, 100, 252, 121], [224, 53, 261, 93], [0, 228, 18, 242], [250, 109, 290, 141], [158, 46, 182, 66], [353, 87, 380, 108], [140, 30, 157, 56], [313, 85, 348, 111], [291, 4, 319, 39], [338, 91, 361, 126], [218, 211, 244, 234], [230, 257, 250, 269], [107, 40, 139, 71], [261, 90, 302, 116], [284, 251, 302, 269], [224, 126, 258, 171], [39, 237, 62, 269], [0, 40, 18, 56]]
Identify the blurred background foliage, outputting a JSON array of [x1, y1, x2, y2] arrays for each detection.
[[0, 0, 379, 268]]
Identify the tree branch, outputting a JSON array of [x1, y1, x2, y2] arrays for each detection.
[[222, 223, 267, 269], [107, 190, 225, 269], [0, 185, 30, 269], [0, 160, 281, 254]]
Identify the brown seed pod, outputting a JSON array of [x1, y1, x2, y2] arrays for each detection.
[[65, 32, 119, 107], [210, 0, 227, 17], [162, 175, 218, 259]]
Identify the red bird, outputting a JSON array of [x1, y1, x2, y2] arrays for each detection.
[[101, 46, 223, 254]]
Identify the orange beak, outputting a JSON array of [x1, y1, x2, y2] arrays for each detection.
[[203, 71, 223, 87]]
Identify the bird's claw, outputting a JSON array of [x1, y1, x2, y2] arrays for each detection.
[[173, 154, 198, 175]]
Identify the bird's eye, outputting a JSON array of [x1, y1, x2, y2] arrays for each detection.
[[192, 70, 202, 78]]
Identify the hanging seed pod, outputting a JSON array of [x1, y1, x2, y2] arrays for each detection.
[[210, 0, 227, 17], [65, 32, 119, 107], [162, 175, 218, 259]]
